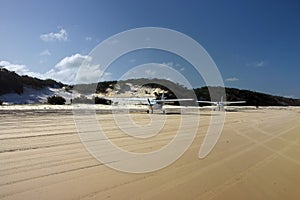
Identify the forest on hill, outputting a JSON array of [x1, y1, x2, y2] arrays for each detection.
[[80, 79, 300, 106], [1, 67, 299, 106], [0, 67, 64, 95]]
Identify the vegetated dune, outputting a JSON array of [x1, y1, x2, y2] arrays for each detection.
[[1, 68, 300, 106], [0, 107, 300, 199]]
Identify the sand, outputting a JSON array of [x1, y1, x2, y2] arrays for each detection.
[[0, 106, 300, 199]]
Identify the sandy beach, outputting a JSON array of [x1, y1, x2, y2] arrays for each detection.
[[0, 106, 300, 199]]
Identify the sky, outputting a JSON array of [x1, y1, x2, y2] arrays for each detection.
[[0, 0, 299, 98]]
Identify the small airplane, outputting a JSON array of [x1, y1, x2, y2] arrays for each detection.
[[197, 96, 246, 111], [147, 93, 194, 114]]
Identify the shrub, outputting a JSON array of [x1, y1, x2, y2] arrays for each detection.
[[94, 97, 112, 105], [47, 95, 66, 105], [72, 95, 93, 104], [72, 96, 112, 105]]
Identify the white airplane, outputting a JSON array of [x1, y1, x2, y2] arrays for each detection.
[[197, 96, 246, 111], [147, 93, 194, 114]]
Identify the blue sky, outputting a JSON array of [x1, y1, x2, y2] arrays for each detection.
[[0, 0, 299, 98]]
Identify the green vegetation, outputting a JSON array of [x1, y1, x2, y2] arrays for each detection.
[[1, 67, 299, 106], [95, 97, 112, 105], [47, 95, 66, 105], [96, 81, 117, 94], [75, 79, 300, 106], [0, 67, 64, 96], [72, 95, 112, 105], [194, 86, 300, 106]]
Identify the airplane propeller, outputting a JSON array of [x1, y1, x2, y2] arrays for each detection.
[[147, 98, 154, 114], [147, 98, 152, 105]]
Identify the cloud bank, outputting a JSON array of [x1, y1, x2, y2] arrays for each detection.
[[225, 77, 239, 82], [1, 53, 111, 85], [0, 60, 46, 80], [40, 50, 51, 56], [40, 28, 68, 42], [247, 60, 267, 67]]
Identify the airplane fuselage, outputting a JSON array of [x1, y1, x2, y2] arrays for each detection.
[[148, 101, 164, 113]]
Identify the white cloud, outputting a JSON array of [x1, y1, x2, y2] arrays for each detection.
[[46, 53, 111, 84], [162, 62, 173, 67], [0, 60, 29, 75], [55, 53, 91, 70], [1, 53, 111, 85], [0, 60, 44, 79], [40, 28, 68, 42], [225, 77, 239, 82], [247, 60, 266, 67], [85, 36, 92, 41], [256, 61, 265, 67], [40, 49, 51, 56], [45, 54, 92, 83], [162, 62, 182, 70]]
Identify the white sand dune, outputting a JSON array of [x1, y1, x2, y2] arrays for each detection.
[[0, 107, 300, 199]]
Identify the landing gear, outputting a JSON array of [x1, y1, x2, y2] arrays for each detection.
[[147, 106, 153, 114]]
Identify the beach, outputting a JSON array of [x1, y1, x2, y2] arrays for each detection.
[[0, 106, 300, 199]]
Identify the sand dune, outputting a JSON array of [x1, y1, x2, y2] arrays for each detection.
[[0, 107, 300, 199]]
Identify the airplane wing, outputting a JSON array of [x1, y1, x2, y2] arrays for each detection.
[[107, 97, 154, 105], [154, 98, 194, 102], [222, 101, 246, 105], [196, 101, 218, 105]]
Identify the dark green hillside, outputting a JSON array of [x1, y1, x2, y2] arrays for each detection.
[[194, 86, 300, 106], [76, 79, 300, 106], [1, 67, 299, 106], [0, 67, 64, 95]]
